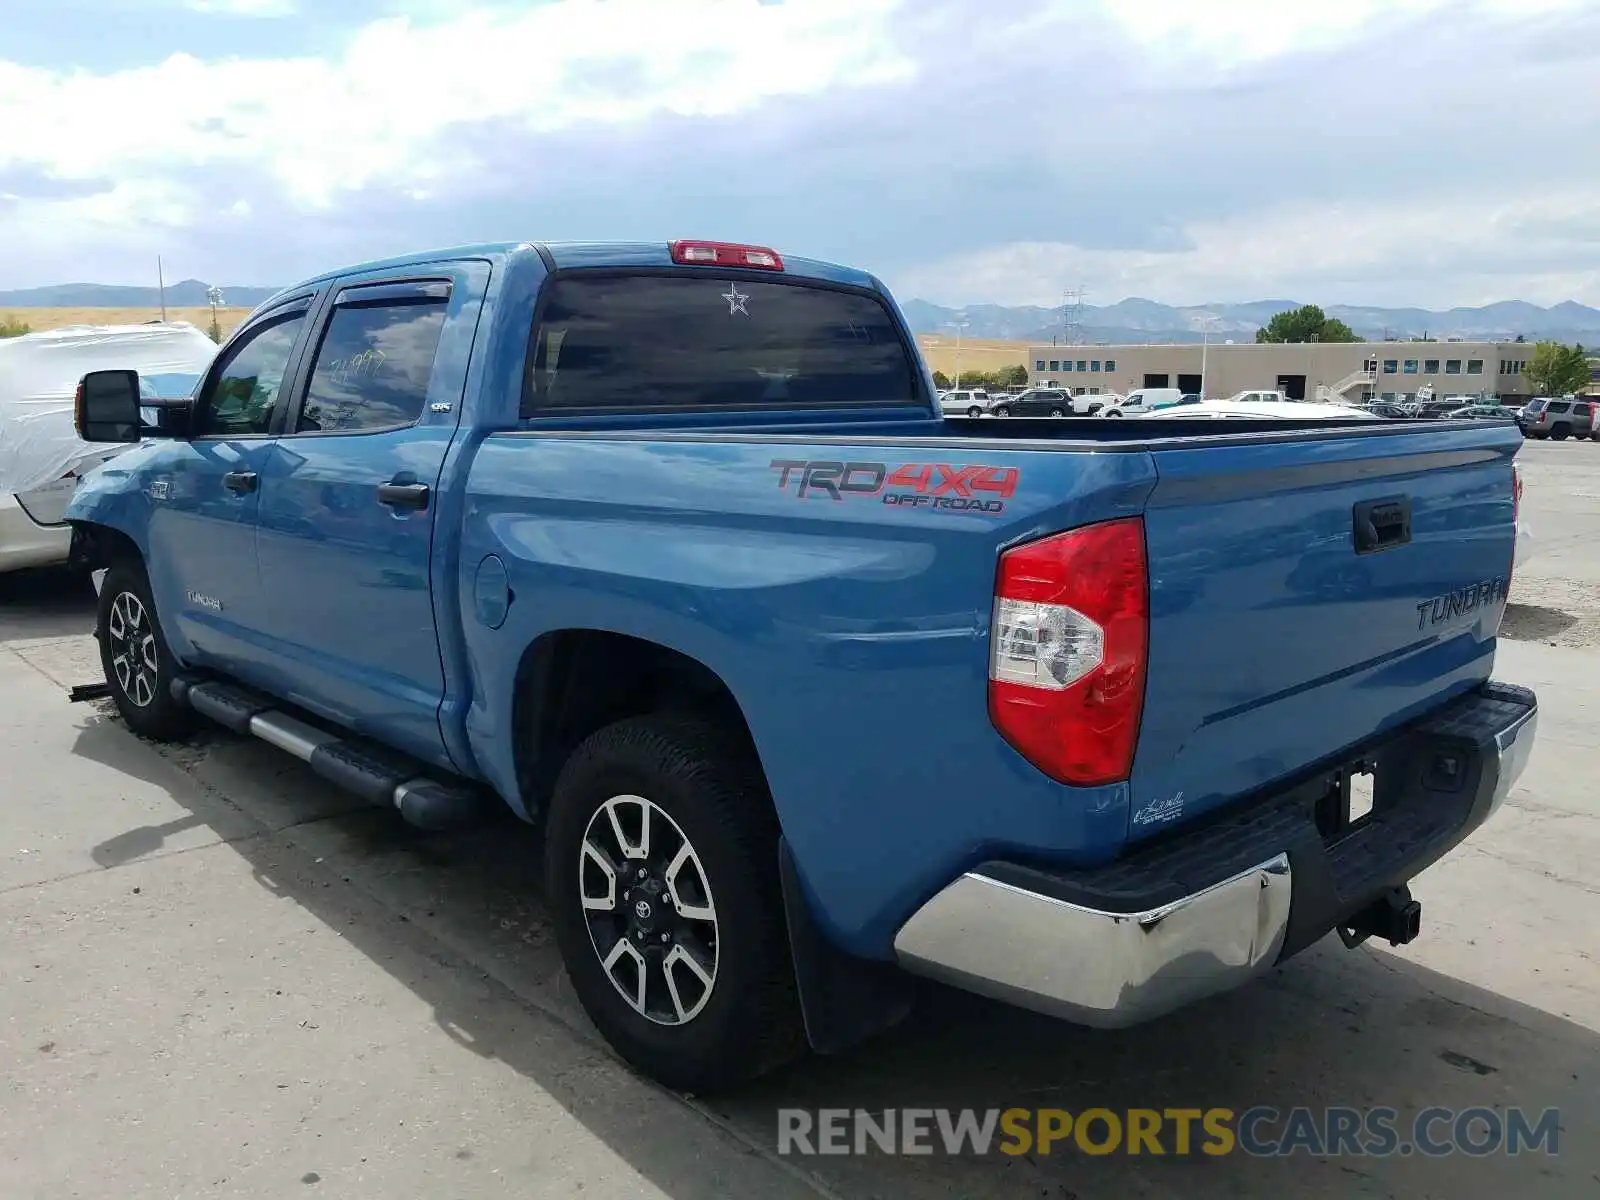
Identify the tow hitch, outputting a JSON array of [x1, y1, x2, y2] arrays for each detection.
[[1338, 886, 1422, 948]]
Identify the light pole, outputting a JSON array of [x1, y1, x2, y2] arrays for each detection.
[[945, 318, 969, 389], [1198, 315, 1218, 399]]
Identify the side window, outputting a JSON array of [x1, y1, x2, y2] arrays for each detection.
[[294, 293, 448, 434], [196, 311, 306, 437]]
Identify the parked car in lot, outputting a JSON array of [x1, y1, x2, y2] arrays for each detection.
[[938, 388, 992, 418], [988, 388, 1084, 417], [1358, 402, 1412, 419], [1446, 404, 1524, 425], [67, 237, 1536, 1094], [1521, 397, 1592, 440]]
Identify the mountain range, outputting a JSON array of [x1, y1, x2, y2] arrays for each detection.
[[900, 298, 1600, 346], [4, 280, 1598, 346], [0, 280, 281, 309]]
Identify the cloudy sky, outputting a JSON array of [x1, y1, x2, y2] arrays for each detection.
[[1, 0, 1597, 308]]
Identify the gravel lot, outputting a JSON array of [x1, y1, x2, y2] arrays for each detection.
[[1, 442, 1596, 1199]]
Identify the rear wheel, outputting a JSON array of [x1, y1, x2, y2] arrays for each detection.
[[993, 406, 1011, 417], [1552, 424, 1571, 441], [966, 406, 981, 418], [96, 560, 194, 741], [1049, 407, 1065, 418], [544, 714, 804, 1093], [1104, 409, 1123, 418]]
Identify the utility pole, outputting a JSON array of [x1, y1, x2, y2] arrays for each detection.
[[157, 256, 168, 322], [945, 318, 969, 388]]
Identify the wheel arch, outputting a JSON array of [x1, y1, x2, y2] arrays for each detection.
[[510, 628, 765, 824]]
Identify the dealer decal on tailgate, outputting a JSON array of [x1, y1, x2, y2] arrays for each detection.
[[770, 459, 1019, 514]]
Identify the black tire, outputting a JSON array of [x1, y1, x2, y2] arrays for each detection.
[[966, 406, 981, 418], [544, 714, 804, 1093], [993, 406, 1011, 417], [1049, 408, 1064, 418], [1104, 409, 1123, 418], [96, 559, 195, 740], [1552, 424, 1571, 441]]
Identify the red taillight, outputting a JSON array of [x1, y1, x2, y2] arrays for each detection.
[[669, 240, 785, 271], [988, 518, 1149, 787], [1512, 462, 1523, 525]]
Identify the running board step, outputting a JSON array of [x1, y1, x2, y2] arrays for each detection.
[[173, 678, 483, 831]]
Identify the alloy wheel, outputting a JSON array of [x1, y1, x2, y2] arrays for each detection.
[[106, 591, 159, 708], [579, 794, 719, 1026]]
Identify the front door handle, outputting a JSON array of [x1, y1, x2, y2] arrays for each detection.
[[377, 481, 430, 511], [222, 470, 258, 494]]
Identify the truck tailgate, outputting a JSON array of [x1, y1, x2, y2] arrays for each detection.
[[1128, 421, 1521, 838]]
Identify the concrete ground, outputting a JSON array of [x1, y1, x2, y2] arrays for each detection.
[[1, 438, 1596, 1199]]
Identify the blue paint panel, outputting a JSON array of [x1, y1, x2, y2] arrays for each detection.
[[1129, 421, 1522, 835], [456, 431, 1157, 955]]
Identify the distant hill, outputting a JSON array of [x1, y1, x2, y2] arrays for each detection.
[[902, 297, 1600, 346], [0, 279, 281, 309]]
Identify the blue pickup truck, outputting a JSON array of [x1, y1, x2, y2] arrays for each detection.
[[66, 239, 1537, 1092]]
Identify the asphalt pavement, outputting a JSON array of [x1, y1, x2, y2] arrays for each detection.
[[0, 439, 1596, 1199]]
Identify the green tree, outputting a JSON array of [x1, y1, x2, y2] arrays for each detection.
[[931, 369, 951, 390], [1254, 304, 1360, 344], [1526, 341, 1591, 397], [0, 314, 30, 338], [1001, 363, 1029, 386]]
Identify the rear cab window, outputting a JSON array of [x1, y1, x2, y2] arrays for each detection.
[[1549, 402, 1571, 414], [522, 273, 920, 416]]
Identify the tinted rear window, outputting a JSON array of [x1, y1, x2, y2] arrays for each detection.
[[1549, 401, 1571, 413], [523, 274, 918, 414]]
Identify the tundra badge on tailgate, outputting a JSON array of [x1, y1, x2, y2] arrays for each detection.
[[1416, 578, 1508, 631]]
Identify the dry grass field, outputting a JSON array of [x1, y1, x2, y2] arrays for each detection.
[[0, 307, 255, 341], [914, 333, 1029, 377]]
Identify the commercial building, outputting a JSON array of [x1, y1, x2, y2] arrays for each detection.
[[1025, 340, 1538, 405]]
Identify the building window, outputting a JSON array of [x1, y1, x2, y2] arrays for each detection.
[[1074, 387, 1086, 395], [1467, 359, 1483, 374], [1446, 360, 1461, 374], [1049, 360, 1060, 371], [1064, 361, 1073, 372], [1035, 359, 1045, 371], [1404, 359, 1418, 374], [1091, 360, 1101, 372], [1363, 358, 1377, 373], [1425, 359, 1440, 373], [1089, 387, 1101, 394], [1361, 389, 1375, 401], [1383, 359, 1398, 374], [1381, 392, 1396, 402], [1077, 360, 1087, 372], [1105, 359, 1116, 372]]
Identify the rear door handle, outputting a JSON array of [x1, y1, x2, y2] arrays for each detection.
[[377, 482, 430, 511], [222, 470, 258, 494]]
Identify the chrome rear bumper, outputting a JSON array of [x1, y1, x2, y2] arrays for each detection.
[[893, 682, 1537, 1028]]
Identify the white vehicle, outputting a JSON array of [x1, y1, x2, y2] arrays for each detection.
[[1110, 386, 1185, 415], [1130, 398, 1378, 422], [0, 323, 217, 574], [1223, 389, 1292, 405], [938, 389, 991, 418]]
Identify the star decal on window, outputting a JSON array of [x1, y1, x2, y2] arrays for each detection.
[[722, 284, 750, 316]]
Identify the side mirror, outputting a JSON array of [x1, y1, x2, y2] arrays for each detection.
[[76, 370, 144, 443]]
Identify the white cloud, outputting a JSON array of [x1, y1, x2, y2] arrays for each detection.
[[896, 187, 1600, 309], [1091, 0, 1594, 66], [0, 0, 912, 214]]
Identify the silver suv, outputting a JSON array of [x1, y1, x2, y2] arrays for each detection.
[[938, 389, 991, 418], [1521, 398, 1594, 441]]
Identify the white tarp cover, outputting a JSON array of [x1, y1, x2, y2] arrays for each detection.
[[0, 322, 218, 497]]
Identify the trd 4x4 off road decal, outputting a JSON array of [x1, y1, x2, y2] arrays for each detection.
[[770, 459, 1019, 514]]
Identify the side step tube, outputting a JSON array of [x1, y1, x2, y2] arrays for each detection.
[[174, 678, 483, 831]]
